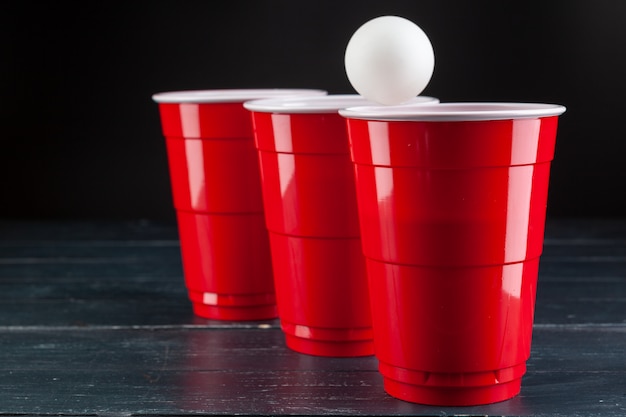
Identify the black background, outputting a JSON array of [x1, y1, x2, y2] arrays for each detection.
[[2, 0, 625, 224]]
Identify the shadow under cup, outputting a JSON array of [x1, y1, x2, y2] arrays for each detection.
[[340, 102, 566, 405], [152, 89, 326, 321]]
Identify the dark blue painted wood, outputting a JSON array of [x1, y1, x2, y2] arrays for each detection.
[[0, 218, 624, 416]]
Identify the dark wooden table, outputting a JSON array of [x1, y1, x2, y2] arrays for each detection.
[[0, 218, 624, 416]]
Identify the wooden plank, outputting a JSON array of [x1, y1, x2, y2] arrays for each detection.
[[1, 327, 622, 373], [0, 278, 621, 328], [543, 218, 626, 240], [0, 326, 623, 416], [535, 282, 626, 324], [0, 242, 184, 281]]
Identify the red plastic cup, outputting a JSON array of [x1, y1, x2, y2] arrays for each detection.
[[152, 89, 327, 320], [244, 95, 439, 356], [340, 102, 566, 404]]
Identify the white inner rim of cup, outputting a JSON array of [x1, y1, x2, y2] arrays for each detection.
[[244, 94, 439, 114], [151, 89, 327, 104], [339, 102, 567, 121]]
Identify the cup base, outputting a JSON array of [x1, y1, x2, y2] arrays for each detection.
[[188, 290, 277, 321], [284, 333, 374, 357], [379, 361, 525, 406], [383, 376, 521, 406], [281, 321, 374, 357], [192, 302, 277, 321]]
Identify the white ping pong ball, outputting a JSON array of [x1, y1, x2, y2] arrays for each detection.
[[344, 16, 435, 106]]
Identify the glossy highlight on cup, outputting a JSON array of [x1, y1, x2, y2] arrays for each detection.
[[340, 102, 566, 405], [244, 94, 439, 356], [152, 88, 326, 320]]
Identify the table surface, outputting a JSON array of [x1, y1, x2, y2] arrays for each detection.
[[0, 218, 624, 416]]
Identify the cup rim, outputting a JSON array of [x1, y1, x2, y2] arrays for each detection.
[[243, 94, 439, 114], [339, 102, 567, 121], [151, 88, 327, 104]]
